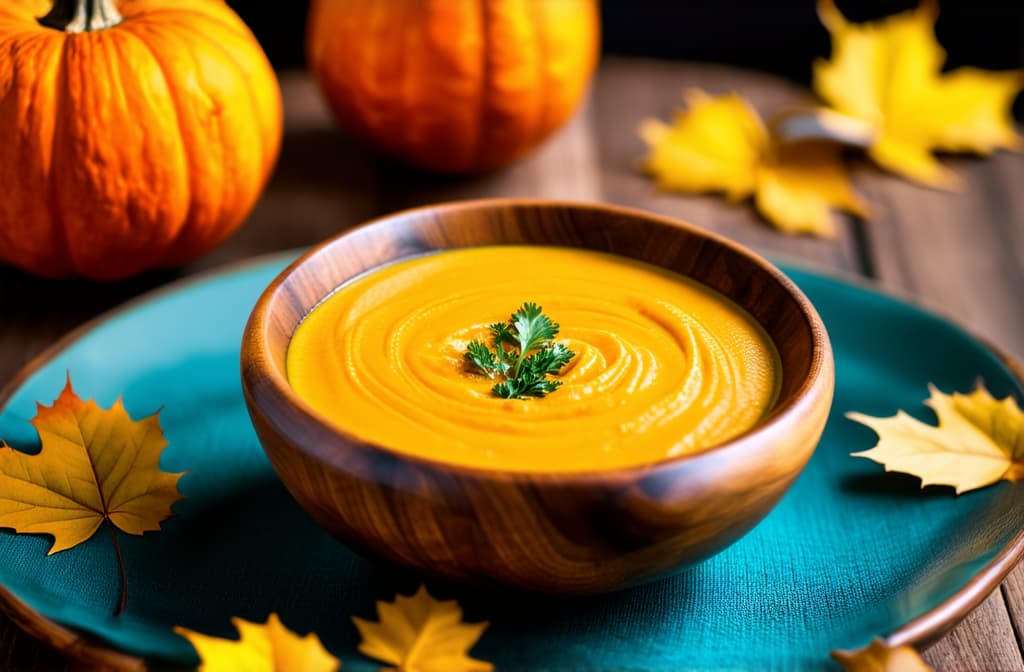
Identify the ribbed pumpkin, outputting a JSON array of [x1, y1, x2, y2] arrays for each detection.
[[306, 0, 600, 174], [0, 0, 282, 280]]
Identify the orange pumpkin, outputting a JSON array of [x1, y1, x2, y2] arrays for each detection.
[[0, 0, 282, 280], [306, 0, 600, 174]]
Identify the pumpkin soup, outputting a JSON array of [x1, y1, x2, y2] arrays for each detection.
[[286, 246, 780, 471]]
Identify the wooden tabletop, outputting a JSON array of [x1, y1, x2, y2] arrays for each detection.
[[0, 57, 1021, 670]]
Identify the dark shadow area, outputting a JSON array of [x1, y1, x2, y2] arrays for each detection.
[[262, 128, 373, 193], [0, 266, 185, 327], [840, 472, 959, 499]]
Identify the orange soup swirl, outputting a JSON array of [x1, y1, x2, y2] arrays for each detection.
[[287, 246, 780, 472]]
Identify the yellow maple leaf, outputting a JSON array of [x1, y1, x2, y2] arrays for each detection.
[[0, 377, 185, 612], [353, 585, 492, 672], [847, 382, 1024, 494], [640, 89, 867, 237], [814, 0, 1023, 188], [176, 613, 339, 672], [832, 638, 933, 671]]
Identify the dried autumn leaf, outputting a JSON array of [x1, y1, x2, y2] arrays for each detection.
[[814, 0, 1023, 188], [0, 377, 185, 612], [353, 585, 492, 672], [640, 89, 866, 237], [832, 638, 933, 672], [848, 382, 1024, 494], [176, 613, 339, 672]]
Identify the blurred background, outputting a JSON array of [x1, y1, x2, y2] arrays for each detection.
[[229, 0, 1024, 119]]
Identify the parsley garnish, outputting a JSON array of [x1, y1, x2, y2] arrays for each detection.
[[465, 303, 575, 399]]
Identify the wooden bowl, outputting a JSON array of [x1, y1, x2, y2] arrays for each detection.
[[241, 199, 834, 594]]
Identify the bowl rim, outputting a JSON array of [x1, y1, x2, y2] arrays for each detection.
[[242, 197, 834, 481]]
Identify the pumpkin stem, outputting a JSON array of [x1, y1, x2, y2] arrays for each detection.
[[39, 0, 122, 33]]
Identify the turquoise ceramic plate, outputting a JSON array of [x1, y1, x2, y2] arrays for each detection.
[[0, 253, 1021, 671]]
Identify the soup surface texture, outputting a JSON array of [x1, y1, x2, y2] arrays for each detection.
[[287, 246, 780, 472]]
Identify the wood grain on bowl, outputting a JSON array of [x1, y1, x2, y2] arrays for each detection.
[[241, 199, 835, 593]]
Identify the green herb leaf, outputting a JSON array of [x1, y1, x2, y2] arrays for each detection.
[[465, 340, 501, 378], [490, 321, 516, 348], [465, 303, 574, 399], [511, 303, 557, 352], [524, 342, 575, 376]]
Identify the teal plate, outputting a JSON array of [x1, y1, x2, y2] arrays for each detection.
[[0, 253, 1022, 671]]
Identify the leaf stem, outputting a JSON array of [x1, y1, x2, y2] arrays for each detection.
[[107, 520, 128, 616], [511, 349, 527, 379]]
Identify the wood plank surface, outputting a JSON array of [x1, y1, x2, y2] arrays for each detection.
[[1004, 568, 1024, 666], [592, 59, 867, 275], [856, 150, 1024, 362], [0, 57, 1021, 670]]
